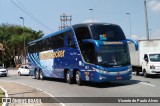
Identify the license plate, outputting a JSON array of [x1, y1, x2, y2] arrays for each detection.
[[116, 76, 122, 80]]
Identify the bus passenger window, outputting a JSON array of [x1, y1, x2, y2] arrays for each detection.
[[68, 37, 72, 46], [64, 31, 77, 48], [74, 27, 91, 44], [65, 32, 72, 46], [48, 37, 53, 50], [51, 34, 64, 49]]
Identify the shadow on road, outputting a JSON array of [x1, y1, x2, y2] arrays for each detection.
[[133, 73, 160, 79], [148, 75, 160, 79], [132, 74, 160, 86], [33, 77, 66, 83], [82, 80, 141, 88], [33, 77, 141, 88]]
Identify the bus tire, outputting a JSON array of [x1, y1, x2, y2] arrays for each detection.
[[65, 71, 72, 84], [76, 71, 83, 86], [40, 71, 44, 80], [35, 70, 40, 80]]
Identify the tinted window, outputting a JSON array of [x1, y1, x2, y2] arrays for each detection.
[[80, 43, 97, 64], [74, 27, 91, 44], [28, 43, 37, 53], [65, 31, 72, 46], [90, 25, 126, 41], [28, 31, 75, 53], [51, 34, 64, 49], [99, 44, 130, 67], [63, 31, 76, 48]]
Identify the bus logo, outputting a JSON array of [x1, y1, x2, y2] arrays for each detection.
[[40, 50, 65, 60]]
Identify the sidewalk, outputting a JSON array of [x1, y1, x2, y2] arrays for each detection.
[[0, 81, 61, 106]]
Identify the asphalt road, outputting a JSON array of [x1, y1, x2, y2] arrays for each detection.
[[0, 69, 160, 106]]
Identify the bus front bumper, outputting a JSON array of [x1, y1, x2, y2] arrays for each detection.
[[83, 68, 132, 83], [97, 69, 132, 82]]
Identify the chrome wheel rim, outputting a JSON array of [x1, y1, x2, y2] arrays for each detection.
[[40, 72, 43, 79], [36, 71, 39, 78], [66, 72, 70, 82], [76, 73, 80, 83]]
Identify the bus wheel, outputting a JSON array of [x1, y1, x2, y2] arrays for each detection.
[[66, 71, 72, 84], [40, 71, 44, 80], [35, 70, 40, 80], [76, 71, 83, 86]]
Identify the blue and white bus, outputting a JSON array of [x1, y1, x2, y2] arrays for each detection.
[[28, 23, 137, 85]]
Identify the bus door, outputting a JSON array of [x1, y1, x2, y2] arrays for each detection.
[[80, 43, 97, 64]]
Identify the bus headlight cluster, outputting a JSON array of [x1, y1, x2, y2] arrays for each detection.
[[120, 68, 132, 74], [95, 69, 108, 74]]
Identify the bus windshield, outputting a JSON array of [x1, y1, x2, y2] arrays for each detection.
[[97, 45, 130, 67], [90, 24, 126, 41]]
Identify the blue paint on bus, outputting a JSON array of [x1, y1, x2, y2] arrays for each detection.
[[28, 23, 137, 84]]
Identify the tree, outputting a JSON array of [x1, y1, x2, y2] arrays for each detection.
[[0, 23, 43, 67]]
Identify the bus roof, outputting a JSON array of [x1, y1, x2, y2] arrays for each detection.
[[28, 22, 118, 45], [72, 23, 118, 28]]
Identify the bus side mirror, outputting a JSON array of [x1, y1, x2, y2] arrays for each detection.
[[126, 39, 138, 51]]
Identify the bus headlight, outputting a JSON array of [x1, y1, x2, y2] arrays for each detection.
[[95, 69, 108, 74]]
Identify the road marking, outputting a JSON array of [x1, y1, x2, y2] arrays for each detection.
[[0, 86, 8, 97], [140, 82, 155, 87], [0, 86, 9, 106], [1, 80, 66, 106]]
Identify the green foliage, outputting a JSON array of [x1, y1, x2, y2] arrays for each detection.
[[0, 23, 44, 67]]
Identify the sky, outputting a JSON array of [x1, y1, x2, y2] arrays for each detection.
[[0, 0, 160, 40]]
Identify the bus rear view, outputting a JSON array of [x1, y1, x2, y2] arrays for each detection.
[[28, 23, 137, 86]]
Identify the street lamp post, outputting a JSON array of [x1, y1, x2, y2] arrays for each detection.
[[149, 29, 152, 39], [20, 17, 26, 64], [89, 9, 94, 22], [126, 13, 132, 38], [144, 0, 149, 40]]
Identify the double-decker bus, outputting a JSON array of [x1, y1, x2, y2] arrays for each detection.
[[28, 23, 137, 85]]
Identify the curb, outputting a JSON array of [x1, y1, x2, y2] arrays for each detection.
[[0, 86, 9, 106], [8, 81, 66, 106], [0, 81, 65, 106]]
